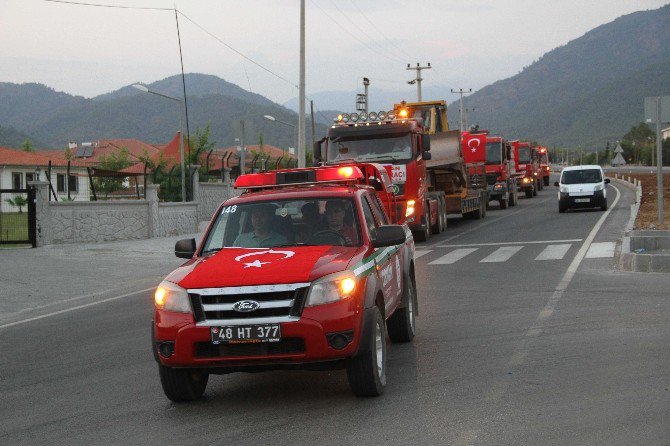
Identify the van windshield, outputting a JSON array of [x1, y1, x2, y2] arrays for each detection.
[[561, 169, 602, 184]]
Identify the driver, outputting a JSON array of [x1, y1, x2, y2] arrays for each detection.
[[233, 204, 288, 248], [324, 200, 358, 245]]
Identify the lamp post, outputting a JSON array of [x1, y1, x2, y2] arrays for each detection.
[[264, 115, 297, 157], [133, 84, 186, 202]]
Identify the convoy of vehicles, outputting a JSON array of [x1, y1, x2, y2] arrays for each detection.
[[153, 164, 417, 400]]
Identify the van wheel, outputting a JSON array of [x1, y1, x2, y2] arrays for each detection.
[[158, 364, 209, 402], [387, 270, 417, 343], [601, 199, 608, 211], [347, 306, 386, 397]]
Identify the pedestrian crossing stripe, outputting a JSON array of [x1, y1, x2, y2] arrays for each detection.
[[414, 241, 616, 264]]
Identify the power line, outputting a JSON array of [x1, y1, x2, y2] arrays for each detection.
[[43, 0, 172, 10]]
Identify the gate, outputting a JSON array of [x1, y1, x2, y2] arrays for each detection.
[[0, 188, 36, 247]]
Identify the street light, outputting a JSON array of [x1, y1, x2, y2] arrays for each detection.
[[264, 115, 297, 157], [133, 83, 186, 202]]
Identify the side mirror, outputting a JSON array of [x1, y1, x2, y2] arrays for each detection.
[[313, 139, 324, 163], [423, 151, 432, 160], [605, 178, 610, 184], [554, 181, 559, 187], [421, 134, 431, 152], [175, 238, 196, 259], [372, 225, 406, 248]]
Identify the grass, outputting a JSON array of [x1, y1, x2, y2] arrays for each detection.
[[0, 212, 29, 242]]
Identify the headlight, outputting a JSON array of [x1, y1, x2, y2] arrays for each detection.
[[560, 185, 569, 193], [305, 270, 357, 307], [405, 199, 416, 218], [154, 281, 191, 313], [594, 184, 604, 191]]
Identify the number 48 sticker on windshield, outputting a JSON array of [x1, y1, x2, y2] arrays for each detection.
[[221, 205, 237, 214]]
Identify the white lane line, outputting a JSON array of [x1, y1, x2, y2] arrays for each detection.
[[480, 246, 523, 263], [429, 248, 478, 265], [585, 241, 616, 258], [413, 250, 433, 260], [485, 184, 621, 403], [436, 239, 581, 248], [535, 244, 571, 261], [0, 288, 153, 330]]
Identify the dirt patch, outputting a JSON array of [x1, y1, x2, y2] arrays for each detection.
[[617, 173, 670, 230]]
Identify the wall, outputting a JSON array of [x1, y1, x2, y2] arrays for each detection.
[[197, 182, 239, 222]]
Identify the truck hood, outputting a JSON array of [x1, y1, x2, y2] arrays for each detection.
[[171, 246, 368, 289]]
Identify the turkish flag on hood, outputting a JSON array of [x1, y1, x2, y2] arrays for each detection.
[[177, 246, 333, 289]]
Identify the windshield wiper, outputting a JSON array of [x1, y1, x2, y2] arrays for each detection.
[[202, 248, 222, 255], [359, 154, 402, 162]]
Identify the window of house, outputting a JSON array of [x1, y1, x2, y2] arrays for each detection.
[[68, 175, 78, 193], [57, 174, 66, 193], [12, 172, 22, 189]]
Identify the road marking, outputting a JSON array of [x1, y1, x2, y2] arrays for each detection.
[[0, 288, 153, 330], [535, 244, 571, 261], [435, 239, 581, 248], [413, 250, 432, 259], [485, 184, 621, 403], [429, 248, 478, 265], [480, 246, 523, 263], [585, 241, 616, 258]]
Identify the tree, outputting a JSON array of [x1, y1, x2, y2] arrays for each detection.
[[93, 147, 132, 198], [21, 139, 34, 153], [5, 196, 28, 213], [187, 123, 216, 166]]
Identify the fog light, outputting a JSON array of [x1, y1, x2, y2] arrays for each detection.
[[326, 330, 354, 350], [158, 341, 175, 358]]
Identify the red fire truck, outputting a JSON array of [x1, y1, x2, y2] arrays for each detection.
[[537, 146, 551, 186], [462, 130, 519, 209], [315, 100, 487, 242], [152, 164, 417, 400], [512, 140, 541, 198]]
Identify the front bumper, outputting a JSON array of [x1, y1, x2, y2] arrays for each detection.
[[153, 297, 367, 370], [559, 190, 605, 208], [487, 183, 507, 200]]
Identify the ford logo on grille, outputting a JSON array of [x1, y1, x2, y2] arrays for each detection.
[[232, 300, 260, 312]]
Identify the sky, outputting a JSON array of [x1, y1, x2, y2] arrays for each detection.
[[1, 0, 668, 108]]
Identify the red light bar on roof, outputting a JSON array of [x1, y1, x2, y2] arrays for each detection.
[[234, 166, 363, 189]]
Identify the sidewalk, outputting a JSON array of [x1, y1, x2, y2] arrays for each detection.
[[0, 233, 202, 324]]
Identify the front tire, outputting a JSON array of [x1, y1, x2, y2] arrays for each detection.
[[525, 188, 533, 198], [158, 364, 209, 402], [347, 306, 386, 397], [600, 198, 608, 211], [499, 197, 508, 209], [559, 201, 568, 213], [387, 270, 417, 343]]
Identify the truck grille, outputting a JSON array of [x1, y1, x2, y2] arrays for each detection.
[[188, 283, 310, 326], [486, 173, 499, 185], [194, 338, 306, 357]]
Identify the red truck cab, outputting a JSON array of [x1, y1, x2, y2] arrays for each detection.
[[537, 146, 551, 186], [152, 164, 417, 400], [512, 141, 541, 198]]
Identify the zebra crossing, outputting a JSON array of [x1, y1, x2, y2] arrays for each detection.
[[414, 241, 616, 265]]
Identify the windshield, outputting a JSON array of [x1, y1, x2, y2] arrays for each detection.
[[540, 153, 549, 164], [518, 147, 531, 164], [201, 198, 361, 252], [561, 169, 602, 184], [485, 142, 503, 165], [326, 133, 412, 163]]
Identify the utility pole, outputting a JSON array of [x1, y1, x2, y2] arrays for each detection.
[[298, 0, 306, 168], [407, 62, 431, 102], [310, 100, 316, 164], [239, 120, 246, 175], [451, 88, 472, 132]]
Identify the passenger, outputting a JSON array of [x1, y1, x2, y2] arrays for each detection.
[[324, 200, 358, 245], [298, 202, 322, 242], [233, 204, 288, 248]]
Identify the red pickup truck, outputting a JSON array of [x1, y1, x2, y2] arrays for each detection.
[[152, 164, 417, 400]]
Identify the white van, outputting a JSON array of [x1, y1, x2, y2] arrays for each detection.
[[555, 165, 609, 213]]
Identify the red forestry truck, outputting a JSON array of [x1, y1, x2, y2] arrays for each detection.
[[314, 100, 487, 242], [537, 146, 551, 186], [461, 130, 519, 209], [512, 140, 541, 198]]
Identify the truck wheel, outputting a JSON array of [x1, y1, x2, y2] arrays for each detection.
[[532, 185, 537, 196], [525, 189, 533, 198], [158, 364, 209, 402], [347, 305, 386, 397], [387, 269, 417, 343], [544, 176, 550, 186], [481, 193, 487, 218], [537, 179, 543, 191], [430, 201, 440, 234], [439, 196, 447, 232], [499, 197, 508, 209]]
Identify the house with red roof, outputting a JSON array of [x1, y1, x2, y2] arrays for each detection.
[[0, 147, 90, 211]]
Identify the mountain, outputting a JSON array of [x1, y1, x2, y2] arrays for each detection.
[[0, 125, 46, 149], [459, 4, 670, 149], [0, 75, 327, 149]]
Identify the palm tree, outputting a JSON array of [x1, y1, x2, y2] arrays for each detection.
[[5, 196, 28, 213]]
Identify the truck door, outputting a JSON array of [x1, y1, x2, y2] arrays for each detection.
[[362, 194, 402, 313]]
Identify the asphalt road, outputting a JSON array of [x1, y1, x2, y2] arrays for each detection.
[[1, 179, 669, 445]]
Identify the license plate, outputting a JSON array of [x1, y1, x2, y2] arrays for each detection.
[[574, 198, 591, 203], [210, 324, 281, 344]]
